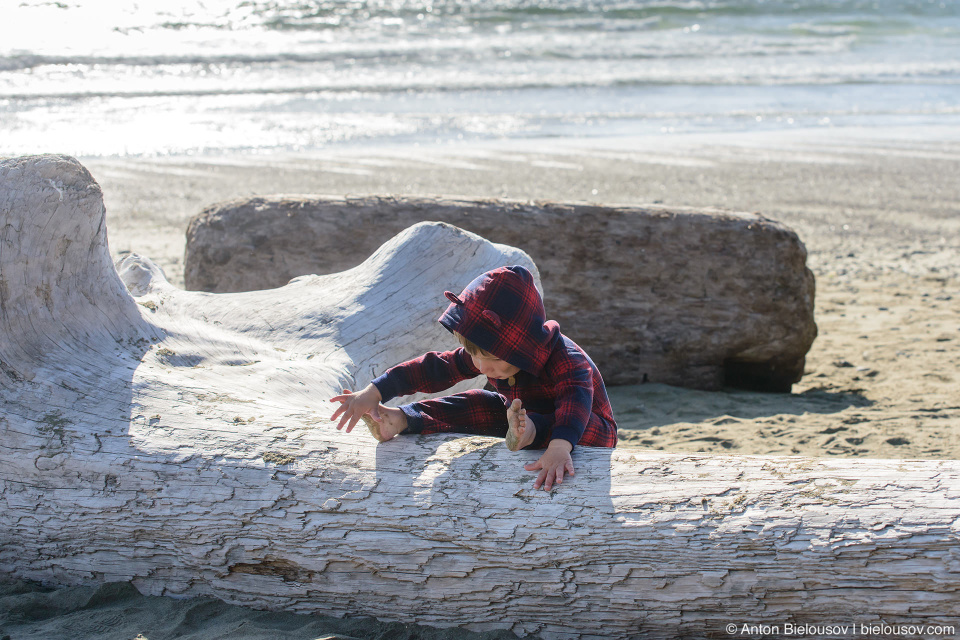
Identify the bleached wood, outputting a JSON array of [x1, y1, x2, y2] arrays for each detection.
[[1, 155, 958, 640]]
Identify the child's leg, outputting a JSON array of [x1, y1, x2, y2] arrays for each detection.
[[521, 412, 618, 448], [400, 389, 510, 438]]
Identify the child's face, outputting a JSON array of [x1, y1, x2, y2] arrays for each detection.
[[470, 353, 521, 380]]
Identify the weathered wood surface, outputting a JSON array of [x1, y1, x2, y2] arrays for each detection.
[[184, 195, 818, 391], [2, 156, 959, 640]]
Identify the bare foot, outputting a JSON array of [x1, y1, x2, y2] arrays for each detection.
[[505, 398, 535, 452], [361, 404, 407, 443]]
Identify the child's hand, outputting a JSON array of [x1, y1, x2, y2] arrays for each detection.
[[524, 439, 575, 491], [329, 384, 383, 433]]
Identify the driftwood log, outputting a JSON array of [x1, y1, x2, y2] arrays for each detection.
[[2, 156, 959, 640], [184, 195, 818, 391]]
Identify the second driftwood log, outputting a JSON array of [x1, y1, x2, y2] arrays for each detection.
[[184, 196, 817, 391]]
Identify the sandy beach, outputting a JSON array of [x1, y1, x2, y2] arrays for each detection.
[[87, 127, 960, 463], [5, 0, 960, 635], [2, 127, 959, 638]]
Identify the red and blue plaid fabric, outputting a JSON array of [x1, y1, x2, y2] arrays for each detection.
[[400, 389, 512, 439], [372, 265, 617, 448], [376, 339, 618, 448], [371, 265, 618, 449], [438, 266, 559, 377]]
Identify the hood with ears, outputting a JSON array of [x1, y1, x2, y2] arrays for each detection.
[[438, 265, 560, 377]]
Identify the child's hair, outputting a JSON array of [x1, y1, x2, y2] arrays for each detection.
[[454, 331, 496, 359]]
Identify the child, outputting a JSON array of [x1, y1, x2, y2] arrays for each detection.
[[329, 265, 617, 491]]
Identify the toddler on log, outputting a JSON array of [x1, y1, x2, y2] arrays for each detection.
[[330, 265, 617, 490]]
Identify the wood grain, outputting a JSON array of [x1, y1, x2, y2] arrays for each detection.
[[1, 156, 957, 640]]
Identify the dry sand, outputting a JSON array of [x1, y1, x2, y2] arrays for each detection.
[[2, 127, 959, 638], [85, 127, 960, 461]]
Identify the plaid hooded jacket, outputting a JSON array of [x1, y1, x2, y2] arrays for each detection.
[[371, 265, 618, 448]]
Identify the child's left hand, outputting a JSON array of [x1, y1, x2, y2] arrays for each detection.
[[524, 439, 575, 491]]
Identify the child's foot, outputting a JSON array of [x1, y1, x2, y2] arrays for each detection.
[[361, 404, 407, 443], [505, 398, 535, 452]]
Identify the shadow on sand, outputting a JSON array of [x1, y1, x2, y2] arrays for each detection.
[[608, 382, 872, 432]]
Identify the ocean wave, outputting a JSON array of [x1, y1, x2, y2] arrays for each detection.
[[5, 67, 960, 102], [0, 31, 862, 73], [4, 0, 956, 77], [0, 50, 419, 73]]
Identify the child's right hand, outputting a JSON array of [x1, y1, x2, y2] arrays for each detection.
[[329, 384, 383, 433]]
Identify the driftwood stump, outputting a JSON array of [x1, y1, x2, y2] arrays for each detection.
[[184, 196, 818, 391], [1, 156, 958, 640]]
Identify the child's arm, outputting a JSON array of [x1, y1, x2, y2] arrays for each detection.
[[370, 348, 480, 403], [524, 348, 594, 490], [329, 348, 480, 434], [545, 359, 594, 451]]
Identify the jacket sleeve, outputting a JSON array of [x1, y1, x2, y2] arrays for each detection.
[[371, 348, 481, 402], [545, 346, 595, 450]]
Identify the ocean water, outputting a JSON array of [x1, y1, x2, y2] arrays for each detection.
[[1, 0, 959, 157]]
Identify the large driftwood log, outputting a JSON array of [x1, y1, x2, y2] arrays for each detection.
[[184, 196, 818, 391], [2, 156, 959, 640]]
